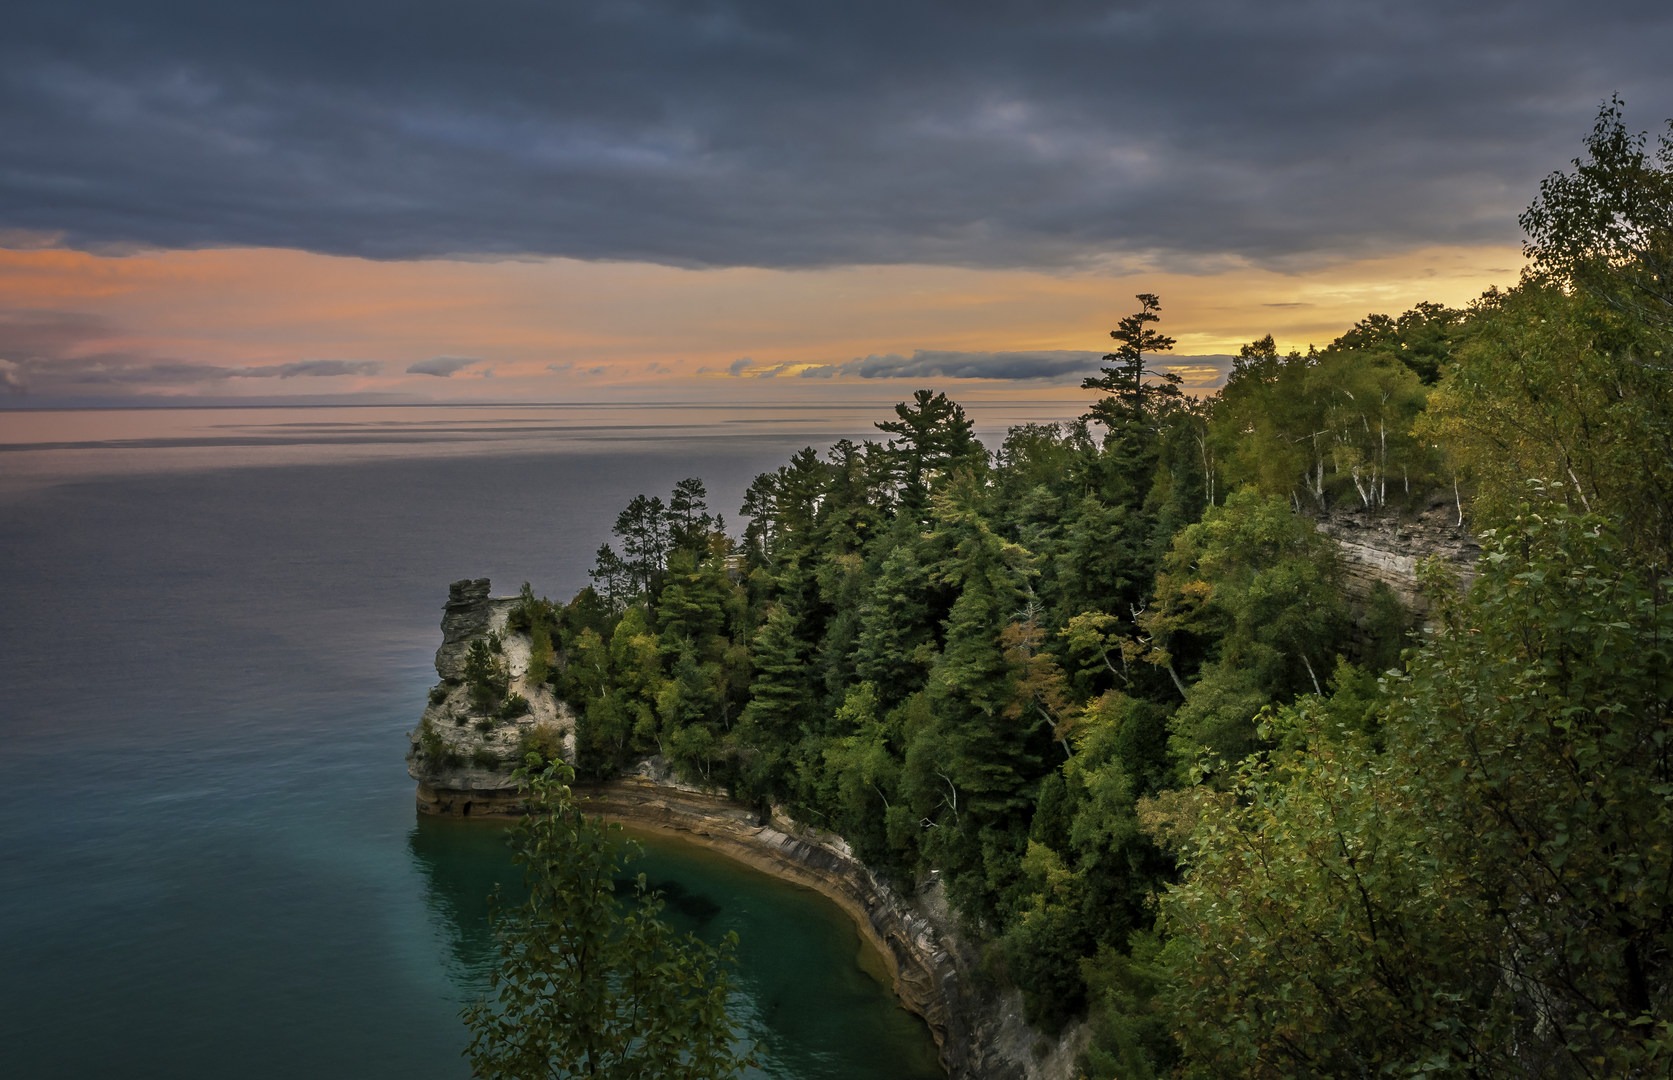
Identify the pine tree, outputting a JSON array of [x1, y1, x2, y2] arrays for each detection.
[[733, 602, 815, 800], [1082, 294, 1181, 438], [875, 389, 984, 517]]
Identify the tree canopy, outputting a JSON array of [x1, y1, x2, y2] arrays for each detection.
[[482, 100, 1673, 1078]]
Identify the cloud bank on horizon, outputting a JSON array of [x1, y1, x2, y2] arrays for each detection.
[[406, 356, 489, 378], [1, 1, 1670, 402], [726, 349, 1234, 388]]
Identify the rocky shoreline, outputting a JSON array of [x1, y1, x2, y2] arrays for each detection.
[[575, 771, 990, 1079], [407, 579, 1078, 1080], [583, 771, 1101, 1080], [413, 763, 1082, 1080]]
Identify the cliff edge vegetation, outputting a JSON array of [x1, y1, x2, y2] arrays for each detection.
[[410, 101, 1672, 1078], [409, 578, 574, 816]]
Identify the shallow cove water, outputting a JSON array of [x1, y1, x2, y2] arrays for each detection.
[[0, 404, 1073, 1079], [411, 817, 944, 1078]]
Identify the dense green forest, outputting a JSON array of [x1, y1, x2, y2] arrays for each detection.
[[506, 103, 1673, 1076]]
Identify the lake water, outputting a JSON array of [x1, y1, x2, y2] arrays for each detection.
[[0, 402, 1076, 1079]]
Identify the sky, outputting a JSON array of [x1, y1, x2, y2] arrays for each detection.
[[2, 0, 1670, 408]]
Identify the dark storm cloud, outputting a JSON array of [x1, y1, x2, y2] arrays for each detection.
[[2, 1, 1670, 269]]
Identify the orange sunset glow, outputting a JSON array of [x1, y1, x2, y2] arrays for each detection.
[[2, 3, 1663, 410], [0, 242, 1524, 405]]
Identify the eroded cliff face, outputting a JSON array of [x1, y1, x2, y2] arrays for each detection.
[[1314, 495, 1479, 615], [406, 578, 574, 816]]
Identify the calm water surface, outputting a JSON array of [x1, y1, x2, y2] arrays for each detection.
[[0, 403, 1076, 1079]]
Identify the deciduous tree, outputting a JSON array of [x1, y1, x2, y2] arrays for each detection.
[[464, 758, 748, 1080]]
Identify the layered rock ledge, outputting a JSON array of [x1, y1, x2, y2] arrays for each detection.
[[575, 771, 1004, 1079], [408, 578, 574, 817], [1314, 495, 1479, 615]]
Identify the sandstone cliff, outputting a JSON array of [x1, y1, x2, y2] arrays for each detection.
[[406, 578, 574, 816], [1314, 494, 1479, 615]]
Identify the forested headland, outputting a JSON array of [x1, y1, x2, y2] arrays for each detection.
[[487, 103, 1673, 1077]]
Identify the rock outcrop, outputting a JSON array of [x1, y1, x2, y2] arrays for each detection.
[[435, 577, 496, 680], [407, 579, 1069, 1079], [407, 578, 574, 816], [1314, 494, 1479, 615]]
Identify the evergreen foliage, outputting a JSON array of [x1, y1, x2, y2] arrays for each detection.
[[494, 101, 1672, 1078], [465, 635, 510, 711], [1160, 505, 1673, 1078]]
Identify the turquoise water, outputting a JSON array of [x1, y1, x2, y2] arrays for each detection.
[[411, 819, 945, 1078], [0, 405, 1037, 1079]]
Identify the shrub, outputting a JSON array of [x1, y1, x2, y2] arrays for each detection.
[[418, 717, 462, 768], [518, 722, 567, 766], [527, 622, 555, 686]]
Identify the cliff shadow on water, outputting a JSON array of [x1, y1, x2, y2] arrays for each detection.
[[407, 815, 520, 995]]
